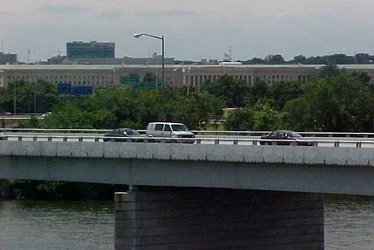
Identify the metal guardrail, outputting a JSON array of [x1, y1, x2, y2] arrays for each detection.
[[191, 130, 374, 138], [1, 134, 374, 148], [0, 128, 110, 133], [1, 128, 374, 138]]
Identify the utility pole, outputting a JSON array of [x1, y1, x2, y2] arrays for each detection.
[[27, 48, 30, 64]]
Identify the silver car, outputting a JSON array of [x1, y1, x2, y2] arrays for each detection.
[[146, 122, 195, 143]]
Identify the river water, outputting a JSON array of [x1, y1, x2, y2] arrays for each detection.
[[0, 195, 373, 250]]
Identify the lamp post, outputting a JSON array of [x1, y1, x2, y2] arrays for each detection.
[[134, 33, 165, 121], [13, 82, 16, 115]]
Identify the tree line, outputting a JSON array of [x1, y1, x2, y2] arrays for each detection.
[[176, 53, 374, 65], [239, 53, 374, 65]]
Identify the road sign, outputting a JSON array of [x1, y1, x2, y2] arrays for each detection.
[[57, 82, 72, 94], [72, 86, 93, 95]]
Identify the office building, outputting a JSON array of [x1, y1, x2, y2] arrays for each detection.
[[0, 52, 17, 64], [1, 64, 374, 90], [66, 41, 115, 60]]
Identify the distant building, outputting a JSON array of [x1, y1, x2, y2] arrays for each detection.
[[47, 55, 67, 64], [1, 64, 374, 90], [0, 52, 17, 64], [66, 41, 115, 60]]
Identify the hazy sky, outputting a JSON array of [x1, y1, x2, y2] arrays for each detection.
[[1, 0, 374, 62]]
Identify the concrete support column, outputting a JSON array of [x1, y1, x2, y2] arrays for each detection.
[[114, 188, 324, 250]]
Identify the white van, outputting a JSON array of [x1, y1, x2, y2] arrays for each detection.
[[146, 122, 195, 143]]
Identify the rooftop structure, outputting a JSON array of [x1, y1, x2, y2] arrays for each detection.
[[66, 41, 115, 60], [71, 55, 175, 65], [0, 52, 17, 65]]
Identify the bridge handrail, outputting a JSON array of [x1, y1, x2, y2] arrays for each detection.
[[191, 130, 374, 138], [2, 134, 374, 148], [2, 128, 374, 138]]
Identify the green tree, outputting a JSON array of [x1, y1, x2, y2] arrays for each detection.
[[246, 79, 268, 107], [252, 102, 281, 130], [42, 97, 115, 129], [293, 55, 306, 64], [282, 73, 374, 132], [202, 75, 250, 107], [266, 81, 304, 110], [0, 80, 59, 114], [224, 108, 254, 131], [265, 54, 285, 64], [282, 97, 316, 131], [315, 65, 344, 79], [169, 91, 225, 129]]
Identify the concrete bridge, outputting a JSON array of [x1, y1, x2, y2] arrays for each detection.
[[1, 137, 373, 249]]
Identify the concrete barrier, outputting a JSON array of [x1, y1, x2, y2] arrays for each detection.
[[0, 141, 373, 166]]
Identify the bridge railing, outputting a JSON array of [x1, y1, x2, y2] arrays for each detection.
[[2, 128, 374, 138], [192, 130, 374, 138], [1, 134, 374, 148]]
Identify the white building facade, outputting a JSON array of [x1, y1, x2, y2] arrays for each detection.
[[1, 64, 374, 90]]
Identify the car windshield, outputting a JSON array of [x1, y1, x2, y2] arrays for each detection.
[[288, 131, 302, 137], [125, 129, 140, 135], [171, 124, 188, 131]]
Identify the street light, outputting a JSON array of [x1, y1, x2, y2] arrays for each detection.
[[134, 32, 165, 121], [13, 82, 16, 115]]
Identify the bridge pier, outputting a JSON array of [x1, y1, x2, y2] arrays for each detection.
[[114, 188, 324, 250]]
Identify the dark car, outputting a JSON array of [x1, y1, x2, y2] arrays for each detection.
[[103, 128, 144, 142], [260, 130, 313, 146]]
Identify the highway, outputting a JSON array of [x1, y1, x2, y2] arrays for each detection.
[[1, 131, 374, 148]]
